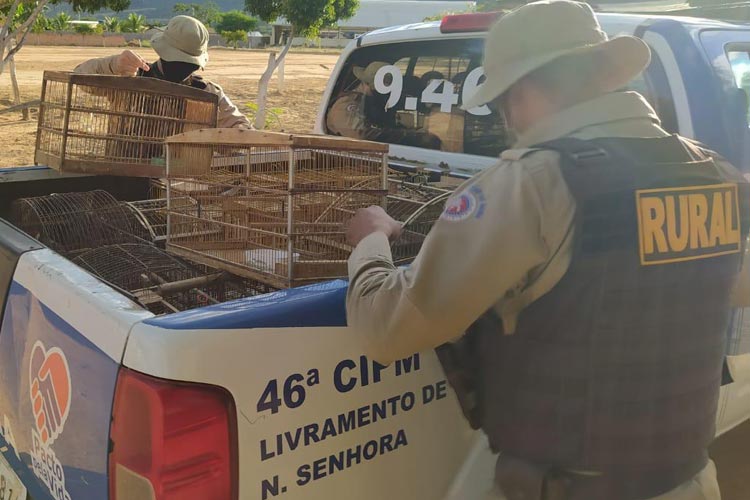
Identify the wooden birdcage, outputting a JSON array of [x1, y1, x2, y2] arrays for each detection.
[[164, 128, 389, 288], [35, 71, 218, 177]]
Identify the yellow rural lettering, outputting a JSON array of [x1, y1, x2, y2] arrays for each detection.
[[637, 184, 740, 265]]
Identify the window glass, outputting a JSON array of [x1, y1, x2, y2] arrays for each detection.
[[727, 49, 750, 124], [326, 39, 674, 157], [325, 39, 510, 158], [620, 52, 677, 133]]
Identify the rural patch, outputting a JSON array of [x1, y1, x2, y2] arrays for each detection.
[[636, 183, 740, 265]]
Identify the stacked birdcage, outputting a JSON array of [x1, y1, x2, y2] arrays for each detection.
[[164, 128, 389, 288], [35, 71, 218, 177]]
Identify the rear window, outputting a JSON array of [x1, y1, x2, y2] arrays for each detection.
[[325, 38, 675, 157], [727, 48, 750, 121], [324, 39, 510, 158]]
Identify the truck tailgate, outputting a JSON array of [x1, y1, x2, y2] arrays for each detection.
[[124, 281, 481, 500], [0, 243, 152, 500]]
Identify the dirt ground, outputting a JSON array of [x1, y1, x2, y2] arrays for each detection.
[[0, 46, 340, 167]]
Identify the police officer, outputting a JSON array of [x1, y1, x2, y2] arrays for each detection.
[[327, 61, 442, 148], [74, 15, 252, 129], [345, 1, 749, 499]]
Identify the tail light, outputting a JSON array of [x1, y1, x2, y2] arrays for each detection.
[[109, 368, 238, 500], [440, 12, 503, 33]]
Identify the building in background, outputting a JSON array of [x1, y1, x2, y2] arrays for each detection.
[[271, 0, 476, 48]]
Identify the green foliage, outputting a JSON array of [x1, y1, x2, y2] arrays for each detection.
[[245, 101, 283, 128], [1, 2, 50, 31], [173, 2, 221, 26], [423, 9, 470, 22], [49, 0, 131, 14], [50, 11, 72, 30], [102, 15, 120, 31], [221, 28, 247, 48], [120, 11, 145, 32], [475, 0, 523, 11], [31, 14, 51, 32], [245, 0, 359, 38], [215, 10, 257, 32], [73, 21, 102, 33], [1, 1, 129, 32]]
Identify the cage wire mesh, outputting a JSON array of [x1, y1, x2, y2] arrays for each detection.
[[126, 197, 198, 242], [36, 72, 218, 177], [165, 130, 389, 288], [72, 243, 274, 314], [10, 190, 155, 255], [387, 178, 454, 263]]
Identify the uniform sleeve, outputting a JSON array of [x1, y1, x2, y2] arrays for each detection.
[[327, 95, 372, 141], [209, 83, 253, 129], [346, 159, 554, 364], [74, 55, 118, 75]]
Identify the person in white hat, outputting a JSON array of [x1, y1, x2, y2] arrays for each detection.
[[345, 1, 749, 499], [74, 15, 251, 129], [327, 61, 441, 148]]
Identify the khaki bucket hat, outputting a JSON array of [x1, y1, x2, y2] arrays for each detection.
[[462, 0, 651, 109], [353, 61, 389, 86], [151, 15, 209, 69]]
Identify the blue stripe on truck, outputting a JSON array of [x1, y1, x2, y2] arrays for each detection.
[[0, 282, 116, 500], [143, 279, 349, 330]]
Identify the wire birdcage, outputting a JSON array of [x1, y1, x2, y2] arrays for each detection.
[[387, 179, 454, 264], [165, 129, 389, 288], [126, 197, 198, 242], [72, 243, 274, 314], [35, 71, 218, 177], [10, 190, 154, 254]]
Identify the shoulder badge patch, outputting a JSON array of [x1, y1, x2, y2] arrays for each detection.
[[441, 185, 486, 222]]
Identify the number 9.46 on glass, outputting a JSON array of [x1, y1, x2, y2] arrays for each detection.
[[373, 65, 492, 116]]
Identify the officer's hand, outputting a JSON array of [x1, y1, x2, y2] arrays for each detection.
[[113, 50, 150, 76], [346, 206, 402, 247]]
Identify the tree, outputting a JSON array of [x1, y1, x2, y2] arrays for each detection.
[[245, 0, 359, 129], [102, 14, 120, 32], [1, 0, 128, 119], [221, 29, 246, 49], [120, 11, 145, 32], [2, 0, 129, 74], [173, 2, 221, 26], [50, 11, 71, 30], [215, 10, 257, 33], [31, 13, 50, 32]]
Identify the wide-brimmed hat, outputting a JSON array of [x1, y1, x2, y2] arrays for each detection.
[[151, 15, 209, 69], [462, 0, 651, 109], [353, 61, 389, 86]]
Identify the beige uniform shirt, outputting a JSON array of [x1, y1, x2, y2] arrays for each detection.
[[74, 55, 252, 129], [327, 90, 377, 141], [347, 91, 712, 364]]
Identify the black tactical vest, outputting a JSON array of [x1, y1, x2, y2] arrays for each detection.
[[467, 136, 750, 499]]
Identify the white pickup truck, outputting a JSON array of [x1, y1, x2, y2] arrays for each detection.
[[1, 11, 750, 500]]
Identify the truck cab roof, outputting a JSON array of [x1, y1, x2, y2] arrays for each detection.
[[316, 10, 750, 174], [357, 12, 748, 47]]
